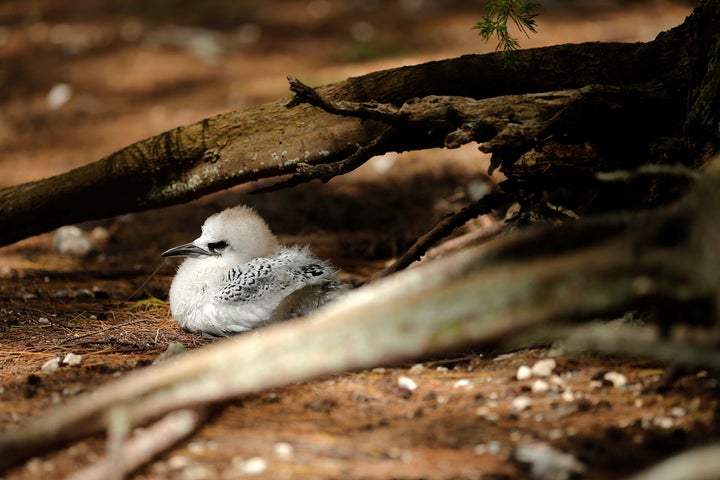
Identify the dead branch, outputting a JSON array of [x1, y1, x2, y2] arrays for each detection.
[[370, 194, 505, 281], [626, 442, 720, 480], [0, 0, 708, 248], [2, 154, 719, 474], [66, 408, 207, 480]]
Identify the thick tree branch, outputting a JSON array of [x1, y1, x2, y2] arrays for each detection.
[[1, 1, 712, 248]]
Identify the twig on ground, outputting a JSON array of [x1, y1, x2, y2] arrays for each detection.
[[66, 408, 208, 480], [369, 194, 504, 281], [59, 318, 152, 345], [423, 222, 505, 262]]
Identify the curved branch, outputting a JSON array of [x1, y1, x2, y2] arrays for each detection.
[[1, 0, 717, 247]]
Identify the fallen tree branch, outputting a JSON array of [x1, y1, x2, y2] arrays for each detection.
[[0, 25, 696, 247], [2, 155, 719, 474]]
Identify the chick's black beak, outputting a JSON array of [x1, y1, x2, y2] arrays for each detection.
[[161, 242, 212, 259]]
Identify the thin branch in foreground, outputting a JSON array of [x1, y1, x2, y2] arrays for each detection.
[[625, 442, 720, 480], [66, 408, 208, 480]]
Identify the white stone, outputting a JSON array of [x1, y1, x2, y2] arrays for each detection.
[[530, 358, 557, 377], [240, 457, 267, 475], [47, 83, 73, 110], [54, 226, 94, 256], [62, 352, 82, 366], [41, 357, 61, 373], [397, 375, 418, 391], [453, 379, 472, 389], [516, 365, 532, 380], [604, 371, 627, 388], [273, 442, 294, 460], [531, 379, 550, 393], [511, 396, 532, 413]]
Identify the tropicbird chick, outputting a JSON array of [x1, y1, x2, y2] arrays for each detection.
[[162, 205, 346, 336]]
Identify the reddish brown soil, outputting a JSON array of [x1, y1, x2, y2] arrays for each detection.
[[2, 1, 718, 479]]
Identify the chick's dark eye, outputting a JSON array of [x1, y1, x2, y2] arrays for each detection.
[[208, 241, 229, 252]]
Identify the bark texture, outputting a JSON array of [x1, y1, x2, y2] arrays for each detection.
[[0, 1, 718, 245]]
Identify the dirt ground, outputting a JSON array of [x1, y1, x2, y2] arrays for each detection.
[[2, 1, 719, 479]]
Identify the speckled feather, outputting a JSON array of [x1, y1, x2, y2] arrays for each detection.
[[216, 247, 336, 303]]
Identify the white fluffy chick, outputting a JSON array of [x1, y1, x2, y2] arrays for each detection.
[[162, 205, 346, 336]]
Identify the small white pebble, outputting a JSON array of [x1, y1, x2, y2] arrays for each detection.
[[531, 379, 550, 393], [511, 395, 533, 413], [47, 82, 73, 110], [634, 399, 644, 408], [531, 358, 557, 377], [273, 442, 294, 460], [516, 365, 532, 380], [240, 457, 267, 475], [486, 441, 502, 454], [187, 441, 207, 454], [654, 416, 674, 429], [473, 443, 487, 455], [372, 367, 386, 374], [475, 407, 500, 422], [513, 442, 586, 479], [62, 352, 82, 366], [549, 375, 566, 387], [476, 407, 500, 422], [397, 376, 418, 391], [604, 371, 627, 388], [509, 428, 522, 440], [54, 225, 94, 256], [589, 380, 604, 389], [670, 407, 687, 417], [453, 379, 472, 389], [408, 363, 425, 374], [89, 226, 110, 249], [561, 389, 575, 402], [181, 464, 212, 480], [37, 317, 50, 324], [167, 455, 192, 470], [436, 366, 449, 372], [41, 357, 61, 373]]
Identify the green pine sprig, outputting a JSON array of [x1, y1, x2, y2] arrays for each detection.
[[474, 0, 540, 69]]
